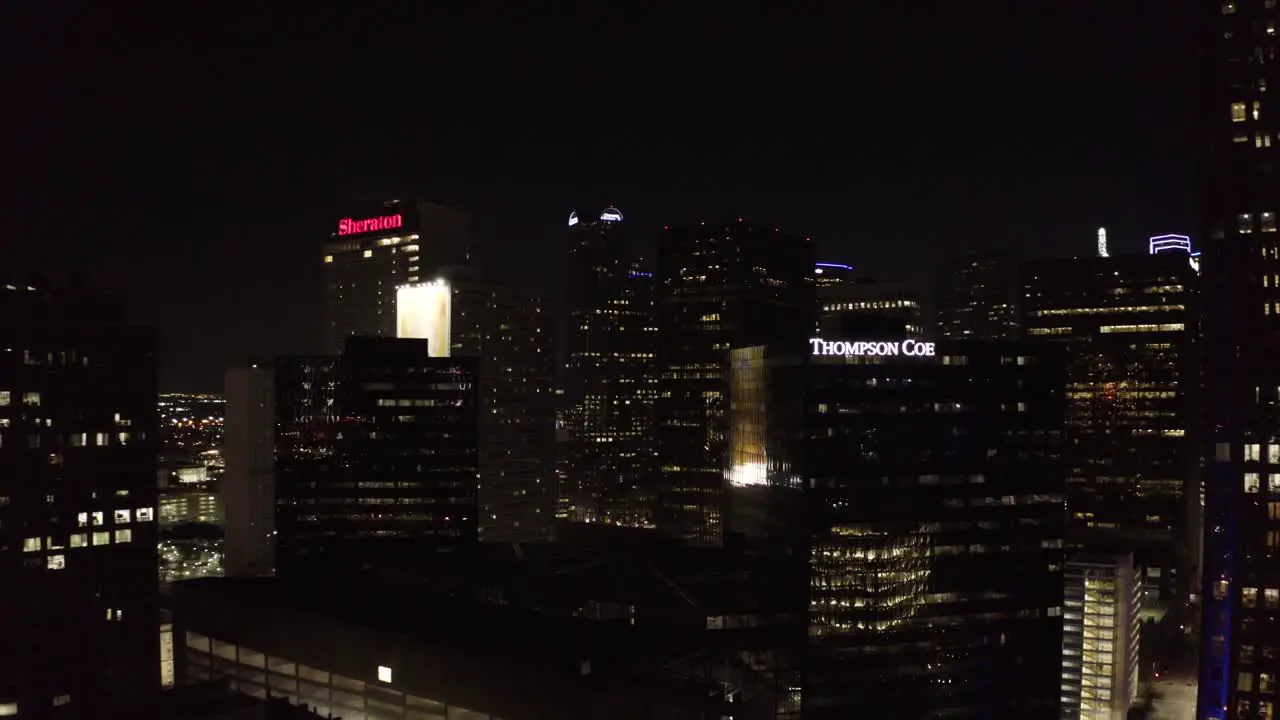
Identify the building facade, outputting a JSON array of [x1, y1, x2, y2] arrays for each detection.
[[561, 209, 658, 528], [817, 273, 924, 339], [656, 220, 814, 546], [728, 339, 1067, 717], [274, 339, 479, 576], [1198, 2, 1280, 716], [223, 364, 276, 578], [322, 200, 470, 354], [0, 280, 160, 717], [936, 251, 1020, 340], [402, 268, 558, 544], [1060, 554, 1141, 720], [1020, 253, 1200, 601]]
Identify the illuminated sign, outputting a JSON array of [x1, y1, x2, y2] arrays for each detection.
[[599, 207, 624, 222], [396, 281, 452, 358], [810, 338, 936, 358], [1149, 234, 1191, 255], [338, 214, 404, 236], [568, 211, 579, 227]]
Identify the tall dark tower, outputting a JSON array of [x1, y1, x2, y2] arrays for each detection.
[[0, 280, 161, 716], [561, 208, 658, 527], [656, 220, 814, 546], [1199, 2, 1280, 717]]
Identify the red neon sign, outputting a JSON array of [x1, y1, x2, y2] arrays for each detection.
[[337, 214, 404, 236]]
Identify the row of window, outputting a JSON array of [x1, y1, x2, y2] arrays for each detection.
[[24, 529, 136, 554]]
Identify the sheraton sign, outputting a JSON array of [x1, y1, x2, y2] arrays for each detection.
[[809, 338, 936, 358], [337, 213, 404, 236]]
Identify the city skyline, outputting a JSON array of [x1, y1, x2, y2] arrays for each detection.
[[3, 2, 1197, 390]]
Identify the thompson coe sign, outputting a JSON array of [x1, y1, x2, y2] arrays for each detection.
[[810, 338, 936, 358]]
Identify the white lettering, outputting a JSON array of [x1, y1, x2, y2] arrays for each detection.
[[809, 337, 936, 358]]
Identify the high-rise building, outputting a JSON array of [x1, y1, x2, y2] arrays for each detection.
[[1020, 253, 1200, 601], [223, 363, 276, 577], [728, 338, 1067, 717], [398, 268, 557, 543], [0, 280, 161, 716], [274, 338, 479, 576], [322, 200, 470, 354], [656, 220, 814, 546], [1060, 553, 1142, 720], [1199, 3, 1280, 716], [936, 250, 1020, 340], [817, 272, 925, 339], [561, 209, 659, 527]]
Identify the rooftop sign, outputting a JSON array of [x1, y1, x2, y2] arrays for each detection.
[[810, 338, 936, 358], [338, 214, 404, 236]]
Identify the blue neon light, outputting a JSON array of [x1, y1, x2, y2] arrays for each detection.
[[815, 262, 853, 270]]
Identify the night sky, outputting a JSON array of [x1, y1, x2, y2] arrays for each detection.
[[3, 3, 1198, 391]]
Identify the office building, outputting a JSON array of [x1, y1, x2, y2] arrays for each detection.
[[1198, 3, 1280, 716], [322, 200, 470, 354], [223, 364, 276, 578], [274, 338, 479, 576], [1060, 553, 1141, 720], [400, 269, 557, 543], [936, 251, 1019, 340], [728, 338, 1067, 717], [1020, 253, 1200, 601], [561, 209, 659, 527], [0, 279, 160, 717], [656, 220, 814, 546], [817, 272, 924, 338]]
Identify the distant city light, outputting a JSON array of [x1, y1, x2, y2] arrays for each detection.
[[1097, 227, 1109, 258]]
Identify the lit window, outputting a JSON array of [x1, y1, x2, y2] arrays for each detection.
[[92, 511, 104, 526], [22, 392, 40, 406], [1244, 586, 1259, 607], [114, 529, 132, 544], [1266, 588, 1280, 609], [1241, 214, 1256, 234], [1264, 212, 1277, 232], [136, 507, 154, 522], [323, 254, 334, 263], [92, 531, 110, 546], [69, 533, 87, 548], [1233, 102, 1248, 122], [0, 391, 9, 406], [1247, 443, 1262, 461], [362, 249, 373, 258], [52, 695, 70, 707], [114, 509, 131, 524], [1255, 100, 1263, 121], [22, 537, 41, 552], [1217, 442, 1232, 462], [46, 555, 65, 571], [377, 665, 393, 683], [76, 512, 88, 527], [1259, 133, 1274, 148], [1223, 0, 1237, 12], [1246, 473, 1262, 493], [94, 433, 108, 446], [70, 433, 86, 447]]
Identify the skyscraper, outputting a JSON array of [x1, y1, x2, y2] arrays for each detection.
[[222, 363, 276, 578], [728, 339, 1067, 717], [817, 272, 925, 339], [561, 208, 658, 527], [936, 251, 1019, 340], [274, 338, 479, 576], [656, 220, 814, 546], [322, 200, 470, 354], [1021, 253, 1200, 601], [1199, 2, 1280, 716], [0, 280, 160, 716]]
